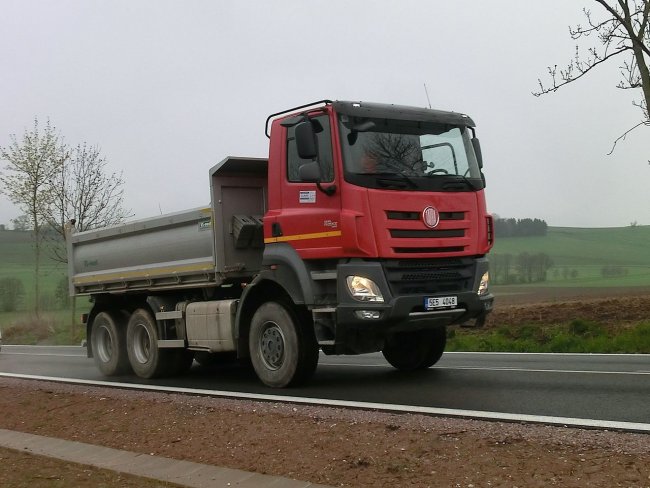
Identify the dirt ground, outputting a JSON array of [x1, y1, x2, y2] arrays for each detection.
[[487, 286, 650, 328], [1, 289, 650, 487]]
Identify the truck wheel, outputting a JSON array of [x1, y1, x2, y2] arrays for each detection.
[[249, 302, 319, 388], [126, 308, 173, 378], [91, 311, 131, 376], [382, 327, 447, 371]]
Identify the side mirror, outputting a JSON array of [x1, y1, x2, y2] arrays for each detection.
[[295, 121, 317, 160], [471, 137, 483, 169], [298, 161, 321, 182]]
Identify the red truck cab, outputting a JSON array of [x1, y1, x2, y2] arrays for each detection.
[[239, 100, 494, 382]]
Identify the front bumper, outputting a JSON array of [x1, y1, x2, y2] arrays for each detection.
[[329, 258, 493, 354]]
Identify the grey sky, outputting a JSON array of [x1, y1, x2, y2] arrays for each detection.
[[1, 0, 647, 228]]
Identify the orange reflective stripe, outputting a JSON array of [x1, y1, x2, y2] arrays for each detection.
[[264, 230, 342, 244]]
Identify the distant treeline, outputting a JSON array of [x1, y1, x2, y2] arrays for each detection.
[[494, 218, 548, 237], [490, 252, 554, 284]]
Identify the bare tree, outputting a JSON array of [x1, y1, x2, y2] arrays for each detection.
[[43, 142, 131, 262], [534, 0, 650, 153], [42, 142, 131, 338], [0, 118, 68, 315]]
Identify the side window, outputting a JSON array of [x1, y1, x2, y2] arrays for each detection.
[[286, 115, 334, 182]]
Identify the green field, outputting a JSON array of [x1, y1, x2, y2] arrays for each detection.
[[1, 225, 650, 346], [0, 230, 68, 308], [0, 229, 88, 342], [491, 225, 650, 287]]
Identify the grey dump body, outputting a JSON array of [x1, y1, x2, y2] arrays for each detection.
[[67, 157, 268, 296]]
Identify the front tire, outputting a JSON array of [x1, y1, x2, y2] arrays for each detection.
[[382, 327, 447, 371], [90, 311, 131, 376], [249, 302, 319, 388], [126, 308, 174, 378]]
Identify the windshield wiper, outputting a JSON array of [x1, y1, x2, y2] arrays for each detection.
[[441, 175, 478, 191], [374, 172, 417, 189]]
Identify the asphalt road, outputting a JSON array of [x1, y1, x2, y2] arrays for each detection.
[[1, 345, 649, 425]]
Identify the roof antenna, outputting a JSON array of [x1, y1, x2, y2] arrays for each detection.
[[423, 83, 432, 109]]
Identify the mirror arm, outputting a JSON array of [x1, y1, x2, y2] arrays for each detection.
[[317, 182, 337, 196]]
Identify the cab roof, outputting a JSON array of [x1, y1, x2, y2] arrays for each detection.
[[332, 100, 475, 127]]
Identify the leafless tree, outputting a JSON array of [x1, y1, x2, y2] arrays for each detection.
[[43, 142, 131, 263], [534, 0, 650, 154], [0, 118, 67, 315], [43, 142, 131, 337]]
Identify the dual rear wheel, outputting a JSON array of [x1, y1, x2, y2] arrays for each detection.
[[91, 308, 193, 379]]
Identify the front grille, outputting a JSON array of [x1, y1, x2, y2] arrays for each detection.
[[383, 258, 475, 295], [390, 229, 464, 238], [393, 246, 465, 254], [385, 209, 468, 254], [387, 211, 465, 221]]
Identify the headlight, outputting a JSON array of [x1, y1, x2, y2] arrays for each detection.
[[346, 276, 384, 302], [477, 271, 489, 296]]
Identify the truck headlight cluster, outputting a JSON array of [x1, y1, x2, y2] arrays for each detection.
[[346, 276, 384, 302], [477, 271, 489, 296]]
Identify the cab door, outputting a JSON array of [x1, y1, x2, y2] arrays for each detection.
[[272, 113, 343, 260]]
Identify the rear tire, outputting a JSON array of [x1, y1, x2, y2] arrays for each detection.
[[126, 308, 174, 378], [91, 311, 131, 376], [382, 327, 447, 371], [249, 301, 319, 388]]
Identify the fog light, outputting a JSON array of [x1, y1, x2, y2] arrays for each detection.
[[477, 271, 490, 296], [355, 310, 382, 320]]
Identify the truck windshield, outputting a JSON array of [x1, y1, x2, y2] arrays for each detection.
[[338, 116, 484, 191]]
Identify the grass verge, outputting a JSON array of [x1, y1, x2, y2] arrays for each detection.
[[448, 319, 650, 353], [1, 311, 85, 345]]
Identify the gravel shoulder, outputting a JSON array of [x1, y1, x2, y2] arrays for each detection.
[[1, 378, 649, 488]]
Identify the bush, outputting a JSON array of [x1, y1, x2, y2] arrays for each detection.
[[55, 276, 70, 309], [568, 319, 605, 338], [0, 277, 25, 312], [601, 265, 628, 278], [2, 315, 55, 343]]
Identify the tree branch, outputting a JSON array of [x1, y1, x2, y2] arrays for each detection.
[[534, 46, 630, 96], [606, 119, 650, 154], [594, 0, 650, 56]]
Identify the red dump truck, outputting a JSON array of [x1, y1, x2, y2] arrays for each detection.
[[67, 100, 494, 387]]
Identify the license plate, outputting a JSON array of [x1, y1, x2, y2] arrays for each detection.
[[425, 296, 457, 310]]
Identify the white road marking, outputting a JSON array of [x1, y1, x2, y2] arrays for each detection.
[[1, 352, 86, 357], [0, 372, 648, 433], [435, 366, 650, 375], [318, 362, 650, 375]]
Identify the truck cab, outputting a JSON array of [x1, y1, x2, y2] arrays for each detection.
[[237, 100, 493, 383]]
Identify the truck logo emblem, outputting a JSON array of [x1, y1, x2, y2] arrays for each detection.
[[422, 206, 439, 228]]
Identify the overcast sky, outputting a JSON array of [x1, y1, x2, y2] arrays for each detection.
[[1, 0, 648, 228]]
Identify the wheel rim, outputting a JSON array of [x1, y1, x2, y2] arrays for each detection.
[[132, 322, 152, 365], [259, 321, 285, 370], [95, 325, 113, 363]]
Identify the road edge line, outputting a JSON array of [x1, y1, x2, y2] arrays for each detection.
[[1, 372, 648, 434]]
